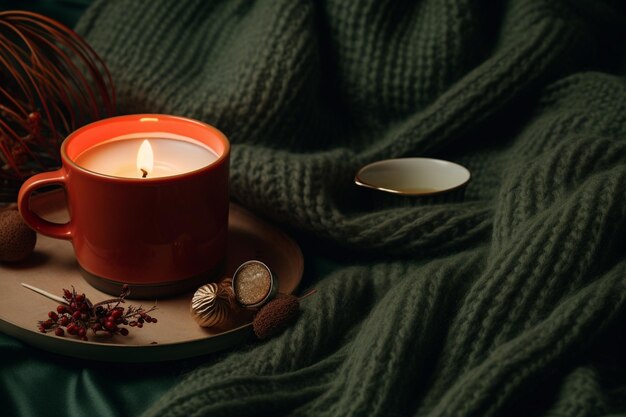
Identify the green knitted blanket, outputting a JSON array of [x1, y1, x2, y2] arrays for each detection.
[[76, 1, 626, 416]]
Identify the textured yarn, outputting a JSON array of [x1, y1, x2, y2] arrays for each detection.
[[76, 1, 626, 416]]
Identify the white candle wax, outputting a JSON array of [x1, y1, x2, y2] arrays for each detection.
[[74, 134, 218, 179]]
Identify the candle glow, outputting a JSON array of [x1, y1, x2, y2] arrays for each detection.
[[136, 140, 154, 178]]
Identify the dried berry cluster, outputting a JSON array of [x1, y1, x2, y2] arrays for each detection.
[[37, 285, 157, 341]]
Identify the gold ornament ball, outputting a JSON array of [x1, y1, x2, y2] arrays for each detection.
[[0, 209, 36, 263], [190, 282, 233, 328]]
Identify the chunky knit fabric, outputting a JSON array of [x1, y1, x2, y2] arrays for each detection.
[[76, 1, 626, 416]]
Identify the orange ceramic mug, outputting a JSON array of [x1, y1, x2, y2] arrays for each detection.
[[18, 114, 230, 298]]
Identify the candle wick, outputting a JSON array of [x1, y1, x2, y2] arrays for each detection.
[[140, 169, 148, 178]]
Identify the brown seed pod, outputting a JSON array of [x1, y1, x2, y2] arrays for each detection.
[[252, 294, 300, 340], [219, 277, 233, 290], [190, 283, 234, 327], [0, 209, 36, 263]]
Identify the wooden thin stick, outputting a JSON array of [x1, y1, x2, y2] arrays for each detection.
[[21, 282, 68, 305], [299, 288, 317, 300]]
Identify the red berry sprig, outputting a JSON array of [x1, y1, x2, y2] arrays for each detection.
[[37, 285, 157, 341]]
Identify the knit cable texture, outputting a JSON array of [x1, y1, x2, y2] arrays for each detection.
[[76, 0, 626, 416]]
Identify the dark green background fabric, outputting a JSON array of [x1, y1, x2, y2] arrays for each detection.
[[0, 335, 175, 417], [0, 0, 90, 27], [3, 0, 626, 416]]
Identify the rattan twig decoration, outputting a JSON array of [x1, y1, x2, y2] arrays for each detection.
[[0, 11, 115, 201]]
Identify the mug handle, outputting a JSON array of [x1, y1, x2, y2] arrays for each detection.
[[18, 169, 72, 240]]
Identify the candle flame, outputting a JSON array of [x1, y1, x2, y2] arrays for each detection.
[[137, 140, 154, 177]]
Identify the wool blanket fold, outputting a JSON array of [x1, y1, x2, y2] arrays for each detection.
[[76, 1, 625, 416]]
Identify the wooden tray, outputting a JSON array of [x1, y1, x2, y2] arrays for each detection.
[[0, 191, 303, 362]]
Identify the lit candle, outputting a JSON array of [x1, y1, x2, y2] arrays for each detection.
[[137, 140, 153, 178], [74, 134, 218, 179]]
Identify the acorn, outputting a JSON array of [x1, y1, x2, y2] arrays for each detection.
[[252, 294, 300, 340], [0, 209, 36, 263]]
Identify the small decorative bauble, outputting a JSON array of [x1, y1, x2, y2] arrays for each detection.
[[232, 260, 278, 309], [253, 294, 300, 340], [190, 282, 233, 327], [0, 209, 36, 263]]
